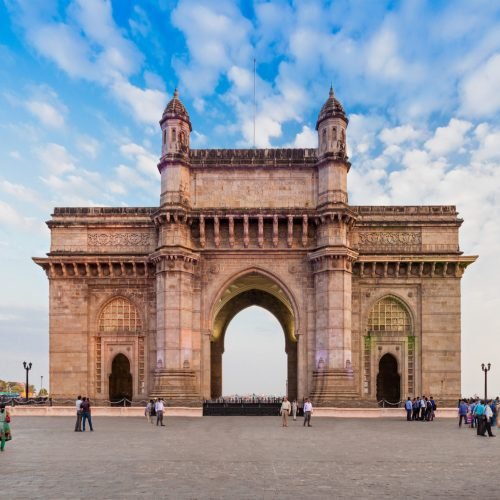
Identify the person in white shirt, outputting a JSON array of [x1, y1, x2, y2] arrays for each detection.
[[74, 395, 82, 432], [155, 398, 165, 427], [291, 400, 298, 421], [280, 397, 291, 427], [303, 398, 313, 427], [482, 401, 496, 437]]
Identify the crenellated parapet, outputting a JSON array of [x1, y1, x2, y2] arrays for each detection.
[[189, 148, 318, 168]]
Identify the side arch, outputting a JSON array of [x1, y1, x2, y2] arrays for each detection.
[[363, 293, 417, 401]]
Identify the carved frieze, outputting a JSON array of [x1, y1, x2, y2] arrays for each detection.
[[359, 231, 422, 247], [88, 233, 151, 247]]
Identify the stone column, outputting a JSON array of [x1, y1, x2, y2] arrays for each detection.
[[309, 248, 358, 404], [151, 249, 200, 405]]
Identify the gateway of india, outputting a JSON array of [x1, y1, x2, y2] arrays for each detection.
[[34, 87, 476, 406]]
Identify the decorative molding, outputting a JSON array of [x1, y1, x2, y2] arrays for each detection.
[[358, 231, 421, 247], [33, 258, 154, 279], [88, 233, 151, 247], [353, 258, 477, 279]]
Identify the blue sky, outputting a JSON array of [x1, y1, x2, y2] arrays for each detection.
[[1, 0, 500, 397]]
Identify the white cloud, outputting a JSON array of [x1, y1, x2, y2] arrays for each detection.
[[119, 143, 158, 179], [0, 200, 44, 233], [424, 118, 472, 157], [25, 100, 66, 128], [36, 143, 76, 175], [460, 53, 500, 117], [112, 78, 166, 126], [9, 151, 21, 160], [473, 124, 500, 161], [171, 1, 253, 96], [348, 114, 387, 158], [293, 126, 317, 148], [191, 131, 208, 147], [0, 179, 42, 207], [76, 136, 100, 159], [379, 125, 421, 146]]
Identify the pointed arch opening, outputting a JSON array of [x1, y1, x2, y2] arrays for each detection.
[[210, 271, 298, 400], [109, 353, 132, 405], [376, 353, 400, 404]]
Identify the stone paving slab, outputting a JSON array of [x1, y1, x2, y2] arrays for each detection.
[[1, 416, 497, 499]]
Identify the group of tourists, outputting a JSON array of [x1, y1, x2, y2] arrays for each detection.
[[404, 396, 437, 421], [458, 397, 499, 437], [145, 398, 166, 426], [74, 395, 93, 432], [280, 397, 313, 427], [0, 403, 12, 451]]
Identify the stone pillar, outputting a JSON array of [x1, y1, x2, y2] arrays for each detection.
[[210, 339, 224, 399], [309, 248, 358, 404], [151, 249, 201, 405]]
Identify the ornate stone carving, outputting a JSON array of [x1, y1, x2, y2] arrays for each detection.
[[358, 231, 421, 247], [88, 233, 151, 247]]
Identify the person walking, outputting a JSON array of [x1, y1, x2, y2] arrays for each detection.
[[74, 395, 83, 432], [150, 399, 157, 424], [155, 398, 165, 426], [81, 397, 94, 432], [481, 400, 496, 437], [404, 397, 412, 421], [458, 399, 468, 427], [291, 400, 298, 421], [280, 397, 291, 427], [303, 398, 313, 427], [0, 403, 12, 452], [145, 399, 154, 423]]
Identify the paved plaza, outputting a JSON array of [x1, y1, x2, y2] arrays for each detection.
[[2, 415, 497, 499]]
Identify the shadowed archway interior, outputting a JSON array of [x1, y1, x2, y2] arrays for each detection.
[[210, 273, 297, 400], [376, 353, 400, 404], [109, 353, 133, 402]]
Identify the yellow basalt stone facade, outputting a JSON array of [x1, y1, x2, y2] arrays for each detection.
[[34, 88, 476, 406]]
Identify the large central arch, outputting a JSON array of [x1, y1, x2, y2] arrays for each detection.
[[209, 270, 299, 400]]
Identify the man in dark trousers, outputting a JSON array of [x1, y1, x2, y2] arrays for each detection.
[[74, 395, 82, 432], [404, 397, 413, 421]]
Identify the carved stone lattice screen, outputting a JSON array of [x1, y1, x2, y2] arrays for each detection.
[[368, 297, 411, 333], [98, 297, 142, 332]]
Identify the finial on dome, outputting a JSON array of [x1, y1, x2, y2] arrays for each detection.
[[173, 88, 179, 99], [329, 83, 334, 98]]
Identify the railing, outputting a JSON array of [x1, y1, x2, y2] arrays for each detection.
[[0, 397, 150, 407]]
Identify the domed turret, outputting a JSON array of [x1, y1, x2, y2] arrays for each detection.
[[316, 86, 348, 157], [159, 89, 192, 157]]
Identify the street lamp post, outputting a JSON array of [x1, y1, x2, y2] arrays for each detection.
[[481, 363, 491, 401], [23, 361, 32, 400]]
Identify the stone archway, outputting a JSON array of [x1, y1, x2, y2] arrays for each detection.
[[376, 353, 400, 404], [109, 353, 133, 404], [210, 272, 298, 400]]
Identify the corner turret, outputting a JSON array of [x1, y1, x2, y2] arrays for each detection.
[[316, 85, 348, 158], [160, 89, 192, 157]]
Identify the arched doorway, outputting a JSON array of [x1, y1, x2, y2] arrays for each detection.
[[222, 306, 287, 396], [109, 353, 133, 404], [210, 272, 298, 400], [376, 354, 400, 404]]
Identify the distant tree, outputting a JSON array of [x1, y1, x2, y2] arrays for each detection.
[[38, 388, 48, 397]]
